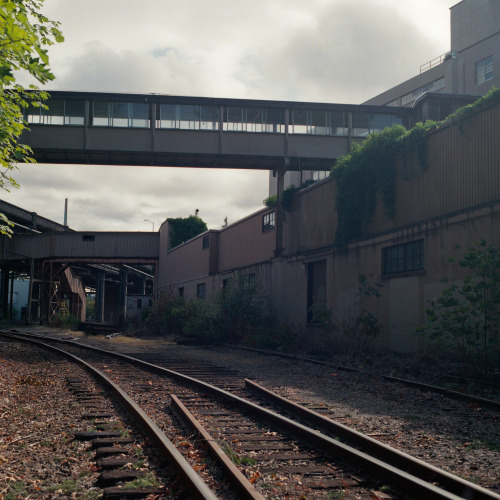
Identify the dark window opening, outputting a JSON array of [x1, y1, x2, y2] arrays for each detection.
[[82, 234, 95, 242], [262, 211, 275, 232], [202, 235, 210, 249], [307, 260, 327, 323], [197, 283, 206, 299], [383, 240, 424, 276]]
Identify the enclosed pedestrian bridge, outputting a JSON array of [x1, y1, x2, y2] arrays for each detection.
[[22, 91, 412, 171]]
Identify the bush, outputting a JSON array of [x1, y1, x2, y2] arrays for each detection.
[[145, 290, 187, 336], [418, 240, 500, 378], [51, 313, 79, 331], [145, 278, 274, 344]]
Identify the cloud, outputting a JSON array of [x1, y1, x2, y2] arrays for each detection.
[[7, 0, 456, 234]]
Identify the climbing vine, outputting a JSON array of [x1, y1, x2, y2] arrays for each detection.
[[263, 179, 316, 212], [331, 87, 500, 247]]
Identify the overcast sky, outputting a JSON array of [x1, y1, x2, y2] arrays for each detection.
[[6, 0, 457, 231]]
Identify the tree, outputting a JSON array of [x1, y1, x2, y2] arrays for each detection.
[[0, 0, 63, 234], [418, 240, 500, 378], [167, 215, 208, 249]]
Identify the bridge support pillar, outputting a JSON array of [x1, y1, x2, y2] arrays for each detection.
[[95, 271, 105, 323], [275, 160, 288, 257], [119, 267, 128, 326]]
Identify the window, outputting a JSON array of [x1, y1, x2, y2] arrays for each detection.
[[476, 56, 493, 85], [223, 106, 285, 133], [307, 260, 326, 323], [312, 170, 329, 181], [383, 240, 424, 276], [288, 109, 347, 136], [178, 287, 184, 297], [400, 78, 446, 106], [25, 99, 85, 125], [202, 235, 210, 250], [137, 298, 142, 309], [82, 234, 95, 242], [92, 101, 150, 127], [262, 211, 275, 232], [157, 104, 219, 130], [243, 274, 256, 287], [197, 283, 206, 299]]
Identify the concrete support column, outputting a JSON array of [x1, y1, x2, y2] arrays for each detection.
[[119, 267, 128, 325], [275, 160, 288, 257], [95, 271, 105, 323]]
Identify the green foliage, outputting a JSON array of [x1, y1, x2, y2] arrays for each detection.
[[145, 289, 187, 336], [212, 276, 272, 343], [167, 215, 207, 249], [310, 274, 382, 338], [331, 89, 500, 247], [263, 179, 317, 211], [418, 240, 500, 377], [51, 312, 79, 330], [146, 277, 273, 344], [331, 125, 406, 246], [0, 0, 63, 234], [444, 86, 500, 133]]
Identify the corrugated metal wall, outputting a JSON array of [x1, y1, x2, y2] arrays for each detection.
[[368, 103, 500, 236]]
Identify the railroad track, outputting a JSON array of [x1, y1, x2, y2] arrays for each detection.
[[1, 330, 499, 499]]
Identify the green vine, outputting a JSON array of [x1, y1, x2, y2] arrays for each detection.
[[331, 87, 500, 247], [263, 179, 316, 211]]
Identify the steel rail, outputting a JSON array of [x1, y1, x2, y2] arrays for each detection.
[[170, 394, 264, 500], [245, 378, 499, 500], [6, 331, 494, 500], [0, 333, 218, 500], [225, 344, 500, 411]]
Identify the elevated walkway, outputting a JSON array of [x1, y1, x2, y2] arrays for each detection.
[[21, 91, 412, 171]]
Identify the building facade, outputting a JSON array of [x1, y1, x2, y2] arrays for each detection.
[[157, 97, 500, 355]]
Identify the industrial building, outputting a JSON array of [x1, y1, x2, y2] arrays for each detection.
[[0, 0, 498, 358]]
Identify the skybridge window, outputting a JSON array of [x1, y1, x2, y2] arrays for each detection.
[[92, 102, 150, 127], [25, 99, 84, 125], [352, 112, 404, 137], [157, 104, 219, 130], [223, 107, 285, 133], [288, 109, 347, 135]]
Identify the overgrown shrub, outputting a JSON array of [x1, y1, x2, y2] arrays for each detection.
[[213, 277, 273, 343], [145, 290, 187, 336], [145, 278, 274, 344], [418, 240, 500, 378], [51, 313, 79, 331]]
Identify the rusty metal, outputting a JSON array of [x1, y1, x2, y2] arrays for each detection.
[[1, 333, 217, 500], [170, 394, 264, 500], [6, 331, 499, 500]]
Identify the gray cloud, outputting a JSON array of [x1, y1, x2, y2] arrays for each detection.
[[7, 0, 456, 231]]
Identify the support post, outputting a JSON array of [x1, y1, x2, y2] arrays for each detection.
[[95, 270, 105, 323], [119, 266, 128, 326], [275, 158, 288, 257]]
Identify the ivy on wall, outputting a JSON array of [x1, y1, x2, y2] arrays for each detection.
[[331, 87, 500, 247], [263, 179, 317, 211]]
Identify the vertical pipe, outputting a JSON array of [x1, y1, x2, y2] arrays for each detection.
[[64, 198, 68, 227]]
